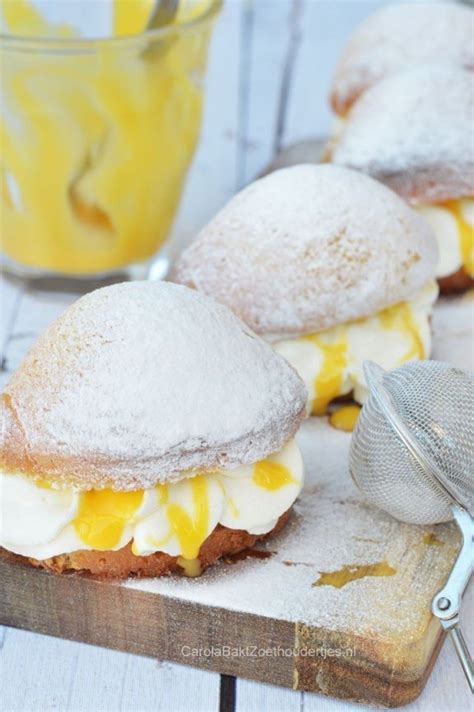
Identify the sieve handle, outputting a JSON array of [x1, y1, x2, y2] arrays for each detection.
[[432, 506, 473, 621], [448, 627, 474, 693], [432, 505, 473, 690]]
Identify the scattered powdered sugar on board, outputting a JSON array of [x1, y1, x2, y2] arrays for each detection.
[[125, 295, 471, 639]]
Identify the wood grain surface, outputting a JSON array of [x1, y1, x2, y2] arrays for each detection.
[[0, 543, 455, 708]]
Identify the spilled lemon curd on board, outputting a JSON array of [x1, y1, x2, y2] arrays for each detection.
[[313, 561, 397, 589], [274, 282, 437, 416], [0, 0, 216, 273], [0, 439, 303, 573]]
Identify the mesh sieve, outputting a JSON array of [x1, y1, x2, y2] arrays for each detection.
[[350, 360, 474, 525]]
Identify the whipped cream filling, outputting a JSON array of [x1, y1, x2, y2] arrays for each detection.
[[0, 439, 303, 561], [416, 199, 474, 278], [273, 283, 437, 415]]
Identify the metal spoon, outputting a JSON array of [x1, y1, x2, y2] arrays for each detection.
[[147, 0, 179, 30]]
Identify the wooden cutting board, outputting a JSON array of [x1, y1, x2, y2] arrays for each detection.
[[1, 294, 472, 709]]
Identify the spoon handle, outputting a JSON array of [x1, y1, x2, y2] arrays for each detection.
[[147, 0, 179, 30]]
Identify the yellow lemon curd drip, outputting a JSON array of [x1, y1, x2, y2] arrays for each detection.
[[74, 489, 144, 550], [443, 200, 474, 276], [32, 442, 296, 559], [176, 556, 203, 577], [378, 301, 425, 361], [252, 461, 295, 491], [157, 483, 169, 505], [0, 1, 214, 273], [305, 337, 348, 416], [329, 404, 361, 433], [304, 297, 425, 416], [34, 477, 55, 490], [166, 475, 209, 560]]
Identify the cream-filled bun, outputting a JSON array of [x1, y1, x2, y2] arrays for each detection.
[[330, 64, 474, 293], [0, 282, 307, 578], [172, 164, 438, 418], [330, 2, 474, 117]]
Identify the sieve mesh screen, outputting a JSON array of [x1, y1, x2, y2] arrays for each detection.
[[350, 361, 474, 525]]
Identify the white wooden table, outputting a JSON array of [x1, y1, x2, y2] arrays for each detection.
[[1, 2, 472, 710]]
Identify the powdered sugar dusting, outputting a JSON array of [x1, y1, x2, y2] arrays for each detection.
[[1, 282, 307, 489], [172, 164, 437, 336], [332, 64, 474, 203], [330, 2, 474, 114]]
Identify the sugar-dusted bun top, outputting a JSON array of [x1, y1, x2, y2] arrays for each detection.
[[172, 165, 437, 336], [330, 2, 474, 115], [331, 64, 474, 204], [1, 282, 307, 490]]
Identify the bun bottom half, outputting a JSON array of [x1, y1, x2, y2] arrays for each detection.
[[438, 267, 473, 295], [2, 511, 290, 579]]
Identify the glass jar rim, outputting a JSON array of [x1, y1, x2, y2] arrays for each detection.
[[0, 0, 221, 53]]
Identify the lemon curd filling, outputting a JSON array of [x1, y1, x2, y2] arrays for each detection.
[[416, 199, 474, 278], [74, 489, 144, 550], [252, 461, 296, 491], [306, 337, 348, 416], [0, 439, 303, 563], [166, 475, 210, 561], [0, 1, 215, 274], [274, 283, 437, 423], [329, 405, 361, 433]]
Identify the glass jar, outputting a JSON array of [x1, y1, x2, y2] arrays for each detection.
[[0, 2, 221, 282]]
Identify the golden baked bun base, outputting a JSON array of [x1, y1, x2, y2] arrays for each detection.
[[4, 511, 291, 579], [438, 267, 473, 295]]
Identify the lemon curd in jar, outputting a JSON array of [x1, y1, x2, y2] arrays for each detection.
[[0, 1, 220, 275]]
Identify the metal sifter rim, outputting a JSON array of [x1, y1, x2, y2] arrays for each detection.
[[362, 360, 461, 507]]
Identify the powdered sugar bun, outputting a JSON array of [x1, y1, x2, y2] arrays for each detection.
[[330, 2, 474, 116], [0, 282, 307, 490], [331, 64, 474, 204], [172, 164, 437, 336]]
